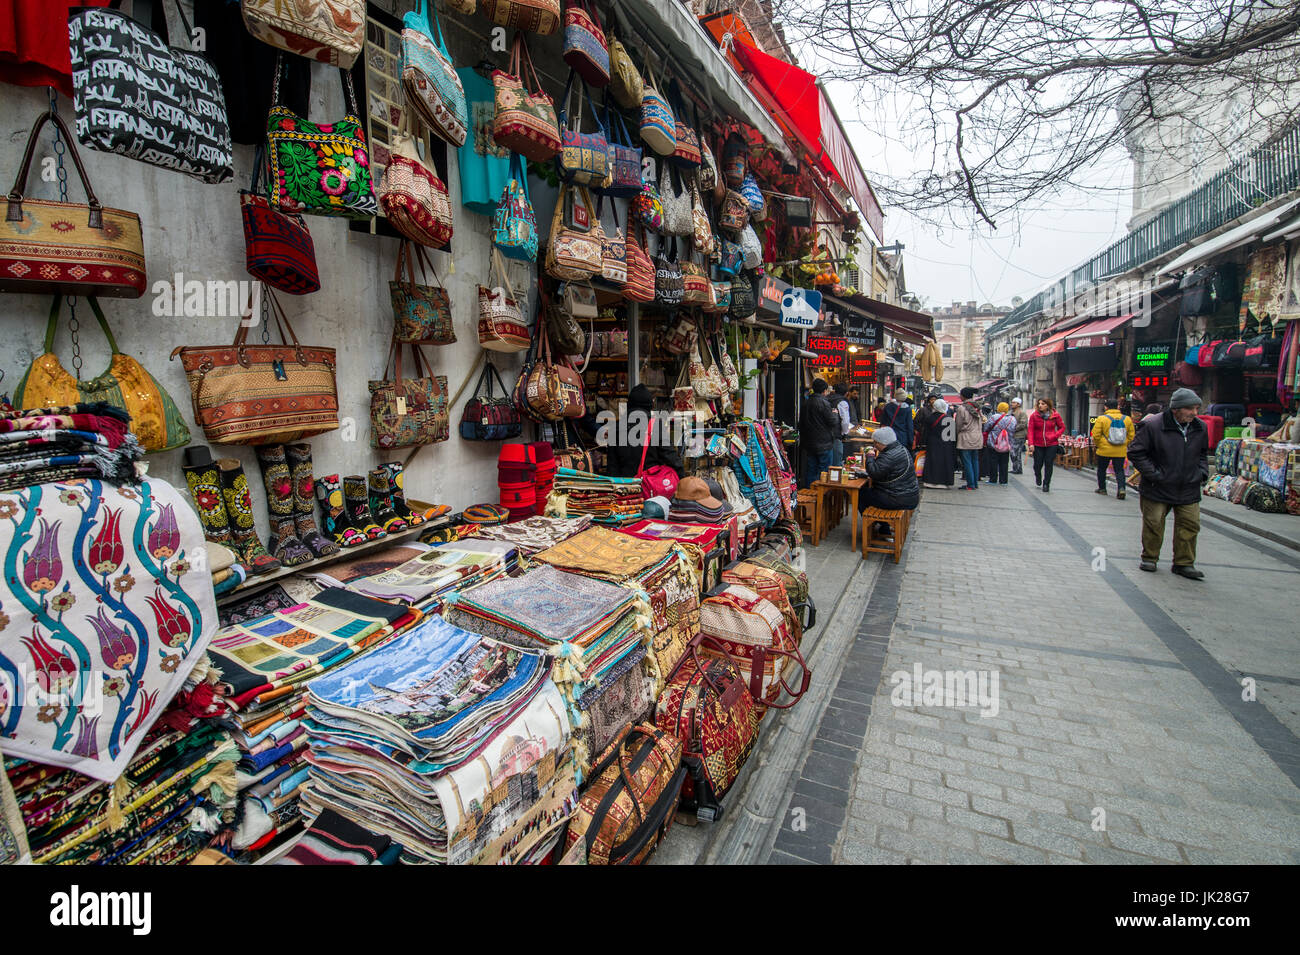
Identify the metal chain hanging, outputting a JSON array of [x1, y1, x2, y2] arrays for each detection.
[[47, 88, 83, 377]]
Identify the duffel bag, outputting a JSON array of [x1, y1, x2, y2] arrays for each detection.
[[699, 584, 810, 710], [1243, 481, 1288, 513], [655, 633, 760, 821], [744, 549, 815, 634], [561, 724, 686, 865], [722, 559, 804, 646]]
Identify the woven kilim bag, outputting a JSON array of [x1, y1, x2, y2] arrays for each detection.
[[460, 362, 522, 440], [622, 223, 656, 303], [493, 153, 539, 261], [562, 0, 609, 88], [378, 127, 453, 248], [481, 0, 561, 35], [562, 724, 685, 865], [401, 0, 468, 147], [390, 242, 455, 345], [493, 34, 561, 162], [368, 340, 450, 449], [241, 0, 364, 67], [478, 248, 530, 351], [722, 560, 803, 645], [241, 149, 319, 294], [639, 61, 675, 156], [699, 584, 808, 710]]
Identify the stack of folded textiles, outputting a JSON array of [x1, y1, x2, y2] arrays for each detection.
[[465, 514, 593, 559], [274, 808, 402, 865], [0, 403, 143, 490], [300, 615, 575, 864], [545, 468, 644, 524], [445, 564, 655, 779], [339, 542, 511, 610]]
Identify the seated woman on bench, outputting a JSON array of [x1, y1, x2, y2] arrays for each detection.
[[853, 427, 920, 534]]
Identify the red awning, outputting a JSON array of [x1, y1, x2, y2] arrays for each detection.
[[1065, 313, 1133, 349], [1031, 328, 1073, 358]]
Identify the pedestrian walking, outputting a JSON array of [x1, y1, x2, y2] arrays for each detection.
[[1091, 401, 1135, 498], [1126, 388, 1209, 580], [953, 387, 985, 490], [1009, 397, 1028, 474], [1027, 397, 1065, 492], [883, 389, 915, 451], [854, 426, 919, 538], [1142, 402, 1163, 425], [983, 402, 1016, 485], [799, 378, 840, 489], [872, 397, 888, 424], [921, 398, 957, 488], [830, 382, 852, 466], [978, 402, 995, 482]]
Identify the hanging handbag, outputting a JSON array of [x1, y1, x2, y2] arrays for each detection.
[[401, 0, 469, 147], [556, 73, 612, 187], [493, 33, 562, 161], [706, 279, 732, 314], [639, 61, 676, 156], [606, 2, 643, 109], [550, 288, 592, 354], [699, 136, 718, 194], [671, 358, 695, 413], [524, 322, 586, 420], [460, 362, 523, 440], [719, 189, 749, 233], [632, 181, 665, 232], [722, 130, 747, 188], [241, 147, 320, 294], [691, 180, 715, 256], [667, 80, 702, 168], [740, 223, 762, 269], [740, 173, 766, 219], [716, 237, 744, 277], [18, 296, 190, 453], [481, 0, 561, 35], [563, 0, 610, 87], [170, 285, 338, 446], [623, 223, 656, 303], [663, 316, 694, 355], [390, 241, 456, 345], [69, 0, 233, 183], [599, 103, 644, 198], [730, 275, 756, 320], [241, 0, 365, 67], [546, 182, 604, 281], [597, 197, 628, 288], [478, 248, 531, 351], [266, 56, 378, 218], [378, 120, 454, 248], [1, 110, 146, 298], [717, 333, 740, 393], [690, 327, 726, 400], [552, 419, 596, 471], [660, 161, 693, 238], [654, 237, 684, 308], [368, 339, 450, 450], [493, 153, 540, 261], [682, 252, 711, 306]]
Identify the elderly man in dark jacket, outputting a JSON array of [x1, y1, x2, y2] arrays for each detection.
[[1126, 388, 1209, 580], [856, 426, 919, 513]]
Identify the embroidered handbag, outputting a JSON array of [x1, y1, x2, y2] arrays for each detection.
[[546, 183, 604, 281], [563, 0, 610, 88], [706, 280, 731, 314], [667, 80, 702, 168], [401, 0, 468, 147], [390, 241, 456, 346], [719, 189, 749, 233], [460, 362, 523, 440], [597, 197, 628, 288], [690, 328, 726, 399], [654, 238, 684, 308], [492, 34, 562, 162], [481, 0, 561, 35], [717, 334, 740, 393], [266, 57, 377, 218], [655, 633, 761, 816], [241, 149, 320, 295], [18, 296, 189, 453], [659, 161, 693, 238], [700, 583, 809, 709], [671, 358, 695, 412], [170, 285, 338, 446], [640, 61, 676, 156], [699, 139, 718, 194], [556, 74, 612, 187], [563, 723, 686, 865], [241, 0, 365, 67], [730, 275, 756, 320], [69, 1, 233, 184], [632, 182, 665, 232], [478, 248, 531, 351], [623, 223, 656, 303], [682, 257, 711, 306], [690, 181, 715, 256], [740, 173, 766, 219], [369, 339, 450, 450], [607, 8, 643, 110], [664, 316, 694, 355], [378, 124, 454, 248], [524, 323, 586, 420], [493, 153, 539, 261], [722, 130, 747, 188], [740, 223, 762, 269], [716, 237, 744, 277], [599, 104, 644, 198], [1, 110, 146, 298]]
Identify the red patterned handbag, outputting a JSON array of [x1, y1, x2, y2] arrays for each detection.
[[655, 633, 761, 820], [622, 223, 656, 303], [378, 124, 453, 248], [700, 583, 809, 710], [240, 149, 320, 295], [562, 0, 609, 88], [492, 33, 561, 162]]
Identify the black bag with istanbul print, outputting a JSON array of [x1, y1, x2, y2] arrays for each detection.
[[69, 0, 235, 184]]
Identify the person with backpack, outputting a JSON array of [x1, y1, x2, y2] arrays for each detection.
[[1027, 397, 1065, 492], [1091, 401, 1136, 499], [983, 402, 1016, 485]]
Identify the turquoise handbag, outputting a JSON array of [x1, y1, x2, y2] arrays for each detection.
[[493, 153, 539, 261], [402, 0, 468, 147]]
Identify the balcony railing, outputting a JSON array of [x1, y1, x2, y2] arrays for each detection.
[[994, 120, 1300, 333]]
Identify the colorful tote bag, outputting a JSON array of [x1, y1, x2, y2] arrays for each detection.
[[481, 0, 562, 35], [265, 56, 377, 218], [378, 124, 453, 248], [640, 61, 676, 156], [401, 0, 469, 147], [599, 104, 643, 197], [598, 198, 628, 288], [563, 0, 610, 87], [369, 340, 450, 449], [493, 153, 539, 261], [242, 0, 365, 67], [556, 73, 612, 187], [546, 183, 603, 281], [241, 149, 320, 294], [623, 223, 656, 303], [478, 248, 531, 351], [492, 33, 561, 162], [390, 242, 455, 345]]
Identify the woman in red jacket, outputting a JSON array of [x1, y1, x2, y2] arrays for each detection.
[[1027, 397, 1066, 492]]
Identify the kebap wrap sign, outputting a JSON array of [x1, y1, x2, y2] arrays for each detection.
[[805, 336, 846, 368]]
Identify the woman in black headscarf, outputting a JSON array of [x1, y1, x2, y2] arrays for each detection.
[[921, 398, 958, 488]]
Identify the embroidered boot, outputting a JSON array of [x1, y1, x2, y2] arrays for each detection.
[[379, 461, 424, 525], [182, 450, 254, 577], [216, 458, 282, 575], [255, 445, 314, 567], [343, 474, 387, 540], [314, 474, 366, 548], [367, 468, 409, 533], [286, 443, 339, 558]]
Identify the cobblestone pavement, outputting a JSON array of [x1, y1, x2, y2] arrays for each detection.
[[758, 466, 1300, 864]]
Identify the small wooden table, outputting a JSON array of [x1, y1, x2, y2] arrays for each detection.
[[811, 477, 866, 548]]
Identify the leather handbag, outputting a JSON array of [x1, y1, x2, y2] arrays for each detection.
[[460, 362, 523, 440], [623, 223, 656, 303], [639, 61, 676, 156], [659, 160, 693, 237], [266, 56, 377, 218], [719, 189, 749, 233], [390, 241, 455, 345], [478, 248, 531, 351], [599, 104, 644, 198], [241, 0, 365, 67], [401, 0, 468, 147], [556, 74, 612, 187], [523, 322, 586, 420], [700, 583, 809, 709], [69, 0, 233, 184], [368, 339, 450, 450], [563, 0, 610, 88], [241, 148, 320, 295], [562, 723, 686, 865], [653, 238, 684, 308], [597, 197, 628, 288], [492, 33, 562, 162], [655, 632, 761, 817], [171, 285, 339, 446], [2, 110, 146, 298], [481, 0, 561, 35], [378, 121, 453, 248], [493, 153, 539, 261], [18, 296, 190, 453], [550, 289, 591, 355], [546, 183, 604, 281]]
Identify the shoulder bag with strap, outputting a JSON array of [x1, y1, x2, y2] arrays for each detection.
[[368, 337, 450, 449], [478, 248, 530, 351], [390, 241, 455, 345], [460, 362, 523, 440]]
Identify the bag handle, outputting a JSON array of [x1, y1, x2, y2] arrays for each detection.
[[515, 32, 545, 96], [6, 111, 104, 227], [485, 360, 510, 398], [490, 247, 517, 301], [43, 295, 121, 357]]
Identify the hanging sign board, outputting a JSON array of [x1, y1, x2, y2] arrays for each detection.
[[1134, 343, 1173, 369], [805, 336, 846, 369], [849, 352, 877, 382], [842, 312, 883, 348], [756, 275, 789, 318], [780, 286, 822, 328]]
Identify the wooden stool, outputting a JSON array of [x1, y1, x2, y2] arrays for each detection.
[[861, 507, 911, 563], [796, 489, 817, 541]]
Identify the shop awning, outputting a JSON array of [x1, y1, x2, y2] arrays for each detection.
[[821, 293, 933, 343], [1157, 197, 1300, 276], [1066, 313, 1133, 348], [1262, 211, 1300, 243], [1028, 327, 1073, 358], [973, 378, 1005, 390]]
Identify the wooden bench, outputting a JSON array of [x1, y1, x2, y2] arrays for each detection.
[[861, 506, 912, 563], [795, 489, 817, 541]]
